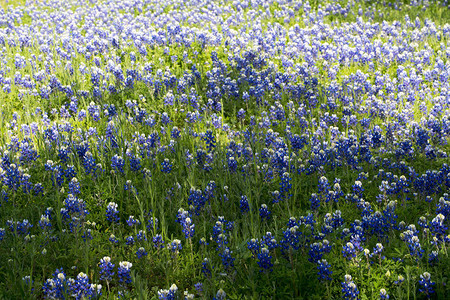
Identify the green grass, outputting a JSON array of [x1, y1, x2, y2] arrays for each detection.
[[0, 0, 450, 299]]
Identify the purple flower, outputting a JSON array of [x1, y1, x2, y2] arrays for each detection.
[[99, 256, 114, 282], [240, 195, 250, 213], [136, 247, 148, 259], [118, 261, 132, 284], [379, 289, 389, 299], [105, 202, 120, 223], [257, 247, 273, 272], [418, 272, 435, 298], [317, 259, 332, 281], [259, 204, 271, 221], [341, 274, 360, 300]]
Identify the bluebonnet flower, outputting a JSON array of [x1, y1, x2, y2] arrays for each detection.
[[401, 227, 424, 260], [271, 190, 281, 204], [1, 190, 8, 206], [171, 127, 180, 139], [111, 155, 124, 173], [161, 112, 171, 125], [161, 158, 172, 173], [342, 242, 357, 260], [42, 269, 68, 299], [219, 247, 235, 271], [20, 173, 33, 194], [318, 176, 330, 195], [158, 284, 178, 300], [11, 219, 33, 236], [109, 234, 119, 244], [58, 146, 70, 163], [176, 208, 195, 239], [214, 289, 226, 300], [137, 230, 147, 242], [78, 110, 86, 121], [204, 181, 217, 201], [290, 134, 308, 151], [70, 272, 97, 300], [367, 211, 388, 239], [118, 261, 132, 284], [82, 229, 93, 241], [370, 243, 385, 262], [3, 84, 11, 94], [202, 258, 212, 278], [0, 228, 5, 241], [429, 213, 447, 242], [104, 104, 117, 119], [428, 251, 439, 266], [127, 154, 141, 172], [341, 274, 360, 300], [68, 177, 80, 195], [227, 155, 237, 173], [82, 152, 97, 175], [170, 239, 182, 256], [136, 247, 148, 259], [317, 259, 332, 281], [352, 181, 364, 197], [163, 91, 175, 106], [280, 224, 301, 251], [199, 237, 209, 247], [257, 247, 273, 272], [418, 216, 428, 229], [22, 275, 33, 292], [237, 108, 245, 120], [147, 216, 159, 233], [309, 240, 331, 262], [182, 216, 195, 239], [418, 272, 435, 298], [259, 204, 271, 221], [105, 202, 120, 223], [203, 129, 216, 153], [124, 180, 137, 193], [187, 188, 205, 215], [247, 238, 260, 258], [280, 172, 292, 201], [87, 102, 100, 121], [261, 232, 278, 250], [194, 282, 203, 293], [240, 195, 250, 213], [126, 215, 140, 227], [310, 193, 320, 211], [379, 289, 389, 299], [39, 213, 52, 231], [153, 234, 164, 249], [89, 284, 102, 299], [212, 217, 234, 250], [99, 256, 114, 282], [32, 183, 44, 197], [125, 236, 135, 246], [331, 210, 344, 229], [436, 197, 450, 218], [349, 234, 364, 252], [195, 149, 207, 169]]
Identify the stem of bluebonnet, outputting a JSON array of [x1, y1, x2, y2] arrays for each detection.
[[189, 237, 193, 259]]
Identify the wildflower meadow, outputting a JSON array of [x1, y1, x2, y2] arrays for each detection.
[[0, 0, 450, 299]]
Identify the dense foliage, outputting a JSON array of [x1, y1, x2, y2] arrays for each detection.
[[0, 0, 450, 299]]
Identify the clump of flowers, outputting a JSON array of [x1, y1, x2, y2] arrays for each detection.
[[118, 261, 132, 285], [341, 274, 359, 300]]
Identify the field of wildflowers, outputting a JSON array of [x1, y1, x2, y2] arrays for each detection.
[[0, 0, 450, 298]]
